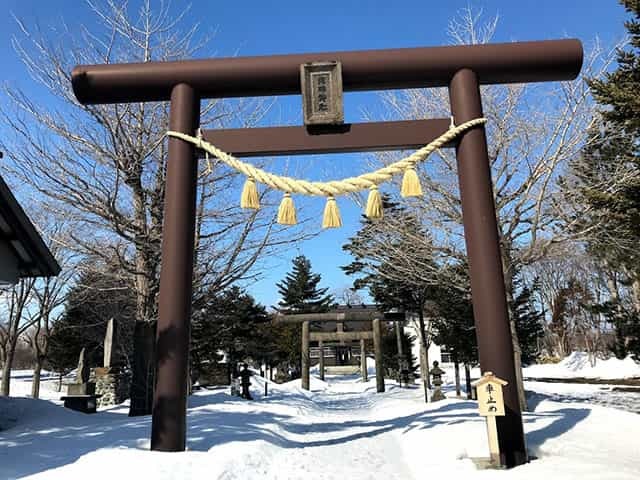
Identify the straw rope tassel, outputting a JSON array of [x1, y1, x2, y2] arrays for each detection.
[[365, 185, 383, 220], [240, 176, 260, 209], [167, 117, 486, 198], [401, 167, 423, 197], [322, 196, 342, 228], [277, 193, 297, 225]]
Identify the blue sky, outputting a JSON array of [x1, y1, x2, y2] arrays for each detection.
[[0, 0, 630, 308]]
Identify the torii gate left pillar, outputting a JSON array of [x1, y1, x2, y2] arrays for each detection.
[[151, 84, 200, 451]]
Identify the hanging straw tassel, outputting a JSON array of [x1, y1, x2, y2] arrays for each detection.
[[365, 185, 383, 220], [401, 166, 423, 197], [322, 195, 342, 228], [240, 176, 260, 209], [277, 193, 297, 225]]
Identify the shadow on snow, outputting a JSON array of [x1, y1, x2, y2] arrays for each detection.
[[0, 384, 590, 478]]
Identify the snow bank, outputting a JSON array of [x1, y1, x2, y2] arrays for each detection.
[[524, 352, 640, 380], [4, 370, 62, 401]]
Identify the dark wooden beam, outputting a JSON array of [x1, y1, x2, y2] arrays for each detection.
[[373, 318, 384, 393], [310, 331, 374, 342], [301, 321, 310, 390], [201, 119, 453, 157], [274, 309, 404, 323], [72, 40, 582, 104]]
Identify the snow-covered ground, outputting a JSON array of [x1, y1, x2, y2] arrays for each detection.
[[2, 364, 640, 480], [523, 352, 640, 380]]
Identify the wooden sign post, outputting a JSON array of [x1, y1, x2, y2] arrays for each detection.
[[472, 371, 510, 467]]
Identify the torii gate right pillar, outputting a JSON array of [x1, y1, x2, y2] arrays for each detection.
[[449, 68, 527, 467]]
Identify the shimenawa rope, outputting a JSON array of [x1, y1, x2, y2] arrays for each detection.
[[166, 117, 486, 227]]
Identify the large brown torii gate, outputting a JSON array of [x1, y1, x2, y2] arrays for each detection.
[[71, 39, 582, 467]]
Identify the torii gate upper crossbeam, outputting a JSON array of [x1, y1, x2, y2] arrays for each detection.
[[72, 40, 582, 104]]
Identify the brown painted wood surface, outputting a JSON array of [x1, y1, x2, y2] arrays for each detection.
[[201, 119, 453, 157]]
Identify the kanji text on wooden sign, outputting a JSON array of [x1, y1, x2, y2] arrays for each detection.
[[473, 371, 508, 416]]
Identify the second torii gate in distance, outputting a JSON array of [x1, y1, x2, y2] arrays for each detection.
[[274, 308, 406, 393]]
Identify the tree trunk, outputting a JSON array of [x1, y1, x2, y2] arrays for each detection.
[[58, 373, 63, 392], [395, 320, 404, 384], [632, 279, 640, 315], [127, 177, 160, 417], [464, 363, 472, 399], [129, 321, 157, 416], [31, 358, 43, 398], [1, 346, 15, 396], [417, 310, 431, 387], [510, 318, 528, 411], [501, 249, 528, 412], [417, 311, 430, 403], [454, 357, 461, 398]]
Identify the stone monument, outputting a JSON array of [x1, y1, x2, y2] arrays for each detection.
[[61, 348, 100, 413], [430, 360, 447, 402], [66, 348, 95, 395], [94, 318, 130, 407], [103, 317, 116, 368]]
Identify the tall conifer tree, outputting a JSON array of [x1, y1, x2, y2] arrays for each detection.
[[272, 255, 334, 379], [276, 255, 334, 313]]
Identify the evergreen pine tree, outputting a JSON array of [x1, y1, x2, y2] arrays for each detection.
[[190, 286, 268, 381], [272, 255, 334, 379], [565, 1, 640, 357], [509, 274, 544, 365], [276, 255, 334, 313], [431, 263, 477, 367], [342, 198, 442, 402], [47, 268, 136, 376], [380, 328, 419, 380]]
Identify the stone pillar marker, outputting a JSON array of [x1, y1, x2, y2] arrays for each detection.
[[301, 320, 310, 390], [360, 338, 368, 382], [94, 317, 130, 408], [103, 317, 116, 368], [77, 347, 89, 384], [372, 318, 384, 393], [318, 340, 325, 381]]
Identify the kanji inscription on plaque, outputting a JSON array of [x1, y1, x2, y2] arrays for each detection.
[[301, 61, 344, 126]]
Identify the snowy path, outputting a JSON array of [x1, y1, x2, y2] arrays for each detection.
[[244, 380, 414, 480], [2, 372, 640, 479]]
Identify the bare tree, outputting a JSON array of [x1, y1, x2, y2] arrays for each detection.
[[1, 278, 36, 395], [343, 203, 458, 402], [23, 238, 74, 398], [364, 7, 618, 410], [529, 247, 622, 365], [332, 287, 364, 306], [1, 0, 307, 413]]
